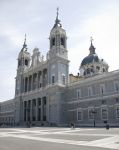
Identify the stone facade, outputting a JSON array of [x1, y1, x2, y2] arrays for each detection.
[[0, 12, 119, 127]]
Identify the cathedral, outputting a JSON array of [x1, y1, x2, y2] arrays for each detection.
[[0, 10, 119, 127]]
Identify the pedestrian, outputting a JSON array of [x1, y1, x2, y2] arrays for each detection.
[[106, 124, 110, 130]]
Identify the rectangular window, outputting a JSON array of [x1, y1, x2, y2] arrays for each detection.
[[116, 106, 119, 119], [77, 89, 81, 99], [52, 75, 55, 84], [88, 108, 94, 120], [88, 87, 92, 96], [77, 109, 82, 121], [101, 107, 108, 120], [100, 84, 105, 94], [62, 75, 66, 85], [116, 98, 119, 103], [102, 100, 106, 105], [114, 81, 119, 92]]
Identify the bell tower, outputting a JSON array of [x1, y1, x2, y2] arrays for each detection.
[[17, 34, 30, 74], [49, 8, 68, 59], [48, 8, 69, 85], [15, 35, 31, 96]]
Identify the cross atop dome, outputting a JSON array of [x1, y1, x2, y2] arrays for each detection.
[[89, 36, 95, 54]]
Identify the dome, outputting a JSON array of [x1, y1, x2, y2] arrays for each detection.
[[81, 53, 99, 66], [50, 26, 66, 36], [79, 38, 109, 77]]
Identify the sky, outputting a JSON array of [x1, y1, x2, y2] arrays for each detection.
[[0, 0, 119, 101]]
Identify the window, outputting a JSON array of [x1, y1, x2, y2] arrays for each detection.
[[100, 84, 105, 94], [103, 68, 105, 72], [116, 98, 119, 103], [77, 109, 82, 121], [102, 100, 106, 105], [52, 38, 55, 46], [87, 68, 90, 74], [77, 89, 81, 99], [62, 74, 66, 85], [25, 59, 28, 66], [61, 37, 65, 47], [38, 98, 41, 106], [101, 107, 108, 120], [116, 106, 119, 119], [114, 81, 119, 92], [88, 108, 94, 120], [88, 87, 93, 96], [52, 75, 55, 84]]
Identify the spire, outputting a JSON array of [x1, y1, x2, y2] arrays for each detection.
[[90, 36, 93, 46], [22, 34, 27, 51], [89, 36, 95, 54], [53, 7, 62, 28], [56, 7, 59, 20]]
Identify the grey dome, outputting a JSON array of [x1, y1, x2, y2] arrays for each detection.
[[81, 54, 99, 66]]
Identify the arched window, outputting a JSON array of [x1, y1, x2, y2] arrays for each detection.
[[52, 38, 55, 46], [84, 71, 86, 76], [87, 68, 90, 74], [61, 37, 65, 47], [25, 59, 28, 66], [103, 68, 105, 72]]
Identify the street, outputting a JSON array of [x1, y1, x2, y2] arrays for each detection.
[[0, 127, 119, 150]]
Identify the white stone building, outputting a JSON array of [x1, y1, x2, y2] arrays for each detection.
[[0, 11, 119, 127]]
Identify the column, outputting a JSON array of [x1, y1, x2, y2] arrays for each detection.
[[46, 96, 49, 122], [26, 101, 28, 122], [41, 98, 43, 121], [29, 76, 32, 91], [42, 70, 44, 87], [37, 98, 41, 121], [31, 75, 33, 91], [23, 101, 24, 122], [40, 71, 43, 88], [30, 100, 32, 122], [36, 73, 38, 89], [27, 76, 29, 92], [36, 98, 38, 121], [22, 78, 25, 93]]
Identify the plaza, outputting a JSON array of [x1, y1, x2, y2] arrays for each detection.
[[0, 127, 119, 150]]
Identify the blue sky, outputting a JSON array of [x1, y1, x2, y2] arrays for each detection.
[[0, 0, 119, 101]]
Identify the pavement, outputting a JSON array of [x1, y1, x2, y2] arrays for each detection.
[[0, 127, 119, 150]]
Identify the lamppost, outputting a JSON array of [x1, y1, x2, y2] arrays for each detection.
[[92, 107, 97, 127]]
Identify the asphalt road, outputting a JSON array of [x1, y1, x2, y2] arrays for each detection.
[[0, 127, 119, 150]]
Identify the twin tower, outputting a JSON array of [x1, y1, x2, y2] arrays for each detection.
[[15, 10, 69, 96], [16, 9, 109, 96]]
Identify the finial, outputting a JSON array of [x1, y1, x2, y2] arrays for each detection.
[[53, 7, 62, 28], [23, 34, 27, 46], [22, 34, 27, 50], [89, 36, 95, 54], [56, 7, 59, 19], [90, 36, 93, 45]]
